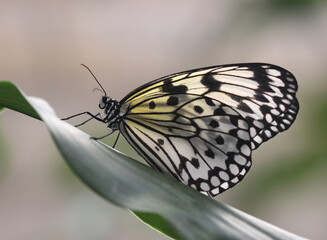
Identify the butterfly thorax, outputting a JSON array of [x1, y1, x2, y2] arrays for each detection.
[[99, 96, 121, 130]]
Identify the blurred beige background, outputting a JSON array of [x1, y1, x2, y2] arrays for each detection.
[[1, 0, 327, 239]]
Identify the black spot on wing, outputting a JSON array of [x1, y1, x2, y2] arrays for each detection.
[[205, 148, 215, 159], [205, 97, 215, 106], [254, 94, 270, 103], [209, 120, 219, 128], [167, 96, 179, 106], [201, 74, 221, 90], [215, 135, 224, 145], [194, 105, 204, 114], [214, 108, 225, 116], [250, 65, 268, 81], [237, 102, 255, 113], [191, 158, 200, 169], [229, 116, 240, 127], [162, 79, 188, 94], [157, 138, 164, 145], [149, 100, 156, 109]]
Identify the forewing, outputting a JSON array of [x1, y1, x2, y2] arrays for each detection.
[[122, 63, 298, 150]]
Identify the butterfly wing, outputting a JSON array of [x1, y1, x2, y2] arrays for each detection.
[[118, 63, 299, 196]]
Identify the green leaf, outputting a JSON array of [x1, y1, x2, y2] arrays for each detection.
[[0, 81, 40, 119], [0, 81, 306, 240], [133, 212, 181, 239]]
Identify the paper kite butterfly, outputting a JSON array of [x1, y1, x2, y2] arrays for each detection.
[[64, 63, 299, 197]]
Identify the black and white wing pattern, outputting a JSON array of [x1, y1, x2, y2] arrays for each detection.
[[118, 63, 299, 196]]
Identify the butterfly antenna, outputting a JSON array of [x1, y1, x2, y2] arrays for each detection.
[[92, 87, 105, 94], [81, 64, 107, 96]]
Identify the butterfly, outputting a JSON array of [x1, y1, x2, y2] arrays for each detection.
[[64, 63, 299, 197]]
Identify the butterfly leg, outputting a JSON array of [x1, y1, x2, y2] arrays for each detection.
[[61, 112, 104, 127], [74, 113, 103, 127], [90, 130, 116, 141], [112, 132, 121, 148]]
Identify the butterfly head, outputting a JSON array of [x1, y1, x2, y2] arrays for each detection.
[[80, 64, 123, 130], [99, 96, 110, 109]]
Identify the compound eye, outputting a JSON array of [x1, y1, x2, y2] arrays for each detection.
[[99, 97, 107, 109]]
